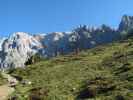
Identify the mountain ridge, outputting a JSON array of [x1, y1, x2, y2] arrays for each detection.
[[0, 15, 133, 69]]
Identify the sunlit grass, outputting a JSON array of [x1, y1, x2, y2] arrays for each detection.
[[8, 37, 133, 100]]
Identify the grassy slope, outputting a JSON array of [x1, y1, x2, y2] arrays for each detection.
[[9, 37, 133, 100], [0, 73, 7, 85]]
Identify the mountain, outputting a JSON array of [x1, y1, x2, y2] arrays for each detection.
[[0, 32, 43, 69], [0, 15, 133, 69], [119, 15, 133, 32], [40, 25, 121, 57]]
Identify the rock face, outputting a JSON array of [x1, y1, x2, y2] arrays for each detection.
[[41, 25, 120, 57], [0, 32, 43, 69], [119, 15, 133, 32], [0, 38, 6, 51], [0, 15, 133, 69]]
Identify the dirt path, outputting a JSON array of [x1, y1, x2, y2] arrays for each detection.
[[0, 72, 17, 100], [0, 84, 14, 100]]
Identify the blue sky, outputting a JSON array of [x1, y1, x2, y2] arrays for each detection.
[[0, 0, 133, 37]]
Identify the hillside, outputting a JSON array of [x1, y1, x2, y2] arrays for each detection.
[[7, 36, 133, 100], [0, 73, 6, 85]]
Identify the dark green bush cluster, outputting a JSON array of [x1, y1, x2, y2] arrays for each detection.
[[28, 87, 49, 100], [77, 77, 116, 99], [25, 53, 46, 65]]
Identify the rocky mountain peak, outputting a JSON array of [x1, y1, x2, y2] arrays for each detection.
[[0, 32, 44, 69], [119, 15, 133, 31]]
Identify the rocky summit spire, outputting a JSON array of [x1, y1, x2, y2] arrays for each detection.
[[119, 15, 133, 31]]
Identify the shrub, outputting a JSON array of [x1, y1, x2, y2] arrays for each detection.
[[25, 54, 46, 65], [28, 87, 49, 100]]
